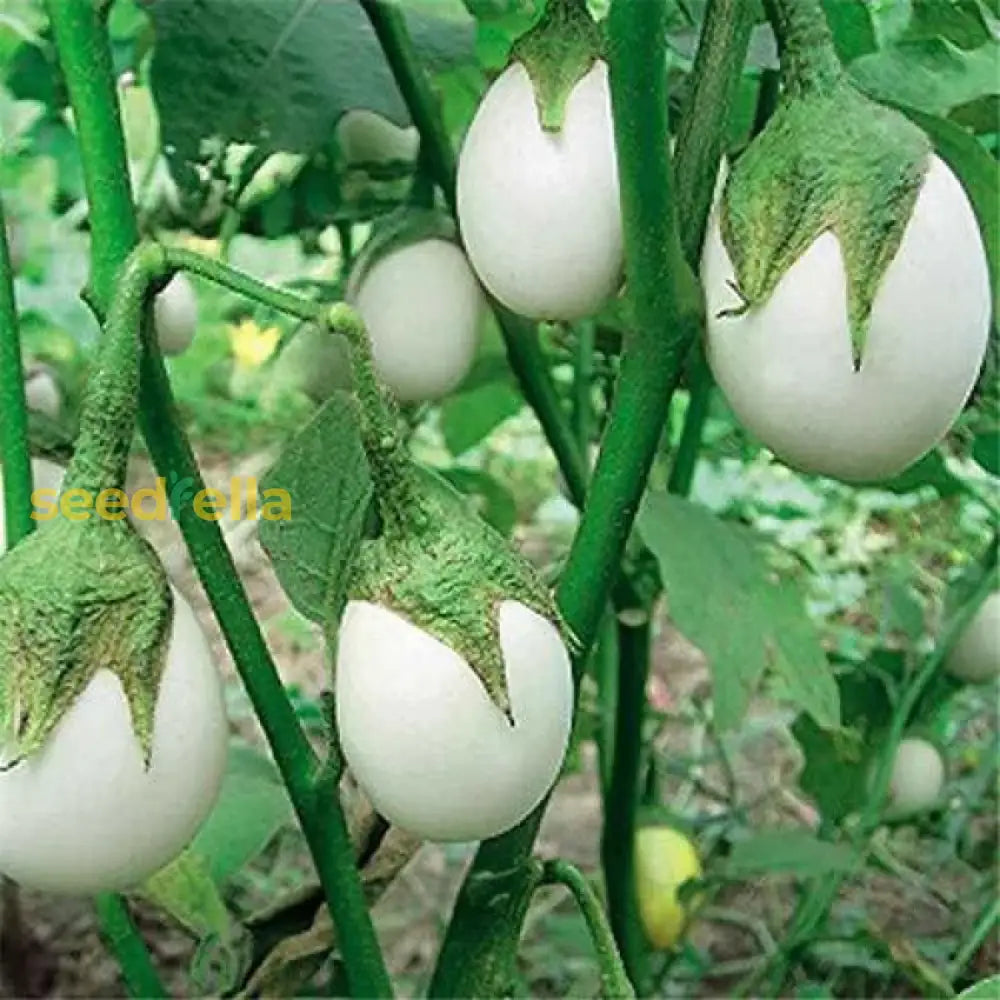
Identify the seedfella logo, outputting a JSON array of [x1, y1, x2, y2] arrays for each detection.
[[31, 477, 292, 523]]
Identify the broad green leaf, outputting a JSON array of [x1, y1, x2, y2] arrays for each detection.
[[850, 37, 1000, 118], [462, 0, 546, 68], [793, 666, 894, 824], [259, 393, 373, 624], [148, 0, 474, 181], [903, 0, 994, 49], [861, 449, 964, 498], [721, 831, 857, 878], [141, 850, 233, 939], [959, 976, 1000, 999], [440, 381, 523, 456], [973, 430, 1000, 476], [637, 492, 839, 730], [189, 743, 292, 886], [823, 0, 877, 62], [438, 467, 518, 536]]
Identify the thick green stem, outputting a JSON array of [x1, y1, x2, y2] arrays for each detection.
[[673, 0, 754, 265], [65, 244, 167, 495], [602, 611, 652, 990], [431, 2, 697, 992], [358, 0, 589, 509], [94, 894, 168, 999], [0, 199, 33, 546], [572, 322, 596, 454], [541, 860, 636, 999], [323, 303, 422, 535], [46, 4, 392, 995], [668, 354, 713, 498], [764, 0, 844, 96]]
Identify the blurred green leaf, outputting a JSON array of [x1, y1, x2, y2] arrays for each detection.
[[850, 36, 1000, 118], [438, 466, 518, 536], [972, 430, 1000, 476], [258, 393, 373, 624], [824, 0, 877, 62], [863, 449, 965, 499], [190, 742, 292, 886], [959, 976, 1000, 999], [793, 667, 894, 824], [721, 830, 857, 878], [440, 380, 523, 456], [148, 0, 474, 192], [638, 492, 839, 730], [902, 0, 995, 49]]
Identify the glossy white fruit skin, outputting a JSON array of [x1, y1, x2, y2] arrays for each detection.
[[888, 737, 945, 812], [336, 599, 573, 842], [154, 274, 198, 356], [702, 155, 991, 482], [0, 589, 228, 894], [457, 61, 623, 321], [0, 458, 66, 553], [945, 591, 1000, 683], [337, 109, 419, 166], [354, 239, 484, 403]]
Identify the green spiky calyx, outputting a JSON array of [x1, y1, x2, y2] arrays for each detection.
[[512, 0, 604, 131], [0, 516, 172, 767], [721, 79, 931, 366], [345, 208, 457, 302], [345, 465, 564, 723]]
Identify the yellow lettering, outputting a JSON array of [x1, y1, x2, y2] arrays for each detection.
[[260, 489, 292, 521], [96, 488, 128, 522], [60, 488, 92, 522]]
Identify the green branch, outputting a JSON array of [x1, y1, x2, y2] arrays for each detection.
[[541, 860, 636, 999], [94, 894, 168, 999], [45, 3, 391, 995], [0, 198, 34, 546], [601, 611, 652, 990]]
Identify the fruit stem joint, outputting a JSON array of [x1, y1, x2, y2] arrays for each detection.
[[763, 0, 843, 95]]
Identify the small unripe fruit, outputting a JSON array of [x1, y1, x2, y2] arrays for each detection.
[[354, 239, 484, 403], [635, 827, 702, 950], [335, 599, 573, 842], [154, 274, 199, 356], [888, 737, 945, 813], [945, 591, 1000, 684], [0, 589, 227, 894]]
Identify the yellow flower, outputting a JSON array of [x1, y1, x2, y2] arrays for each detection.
[[228, 319, 280, 369]]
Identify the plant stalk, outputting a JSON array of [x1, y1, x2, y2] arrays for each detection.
[[541, 860, 636, 999], [45, 3, 392, 995], [764, 0, 844, 95], [0, 199, 34, 545], [94, 894, 168, 999]]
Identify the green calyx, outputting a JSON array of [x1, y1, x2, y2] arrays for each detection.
[[345, 465, 562, 722], [512, 0, 604, 131], [0, 518, 172, 766], [345, 207, 457, 301], [0, 241, 175, 767], [720, 79, 931, 366]]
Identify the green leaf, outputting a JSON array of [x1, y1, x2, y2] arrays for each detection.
[[860, 449, 965, 498], [440, 381, 523, 456], [189, 742, 292, 886], [141, 850, 233, 939], [637, 492, 839, 730], [721, 831, 857, 878], [902, 0, 994, 49], [823, 0, 877, 62], [973, 430, 1000, 476], [850, 37, 1000, 119], [259, 393, 373, 624], [793, 666, 894, 824], [148, 0, 474, 179], [438, 467, 518, 536], [959, 976, 1000, 999]]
